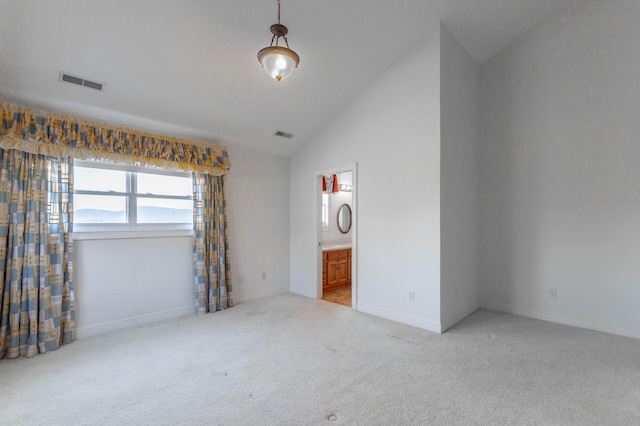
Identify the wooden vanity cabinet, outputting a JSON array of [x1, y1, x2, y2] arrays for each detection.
[[322, 248, 351, 289]]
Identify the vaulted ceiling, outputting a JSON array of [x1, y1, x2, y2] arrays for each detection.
[[0, 0, 571, 156]]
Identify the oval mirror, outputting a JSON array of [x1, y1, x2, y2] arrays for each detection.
[[337, 204, 352, 234]]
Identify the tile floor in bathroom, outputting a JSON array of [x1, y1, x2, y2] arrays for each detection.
[[322, 284, 352, 307]]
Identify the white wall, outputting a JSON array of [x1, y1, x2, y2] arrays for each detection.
[[291, 23, 443, 331], [225, 144, 291, 302], [479, 0, 640, 338], [74, 235, 193, 338], [439, 24, 480, 330], [75, 144, 290, 337]]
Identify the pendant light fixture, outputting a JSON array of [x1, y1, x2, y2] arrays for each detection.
[[257, 0, 300, 82]]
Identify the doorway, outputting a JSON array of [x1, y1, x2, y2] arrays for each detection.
[[316, 164, 357, 309]]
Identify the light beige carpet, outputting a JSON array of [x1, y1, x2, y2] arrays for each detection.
[[2, 293, 640, 425]]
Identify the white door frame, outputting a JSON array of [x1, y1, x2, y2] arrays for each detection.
[[314, 163, 358, 309]]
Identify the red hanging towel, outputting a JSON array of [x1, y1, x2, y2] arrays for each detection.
[[322, 176, 327, 192], [332, 174, 339, 193]]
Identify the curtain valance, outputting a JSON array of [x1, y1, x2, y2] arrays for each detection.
[[0, 101, 230, 176]]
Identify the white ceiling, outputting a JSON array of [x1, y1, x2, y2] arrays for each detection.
[[0, 0, 570, 157]]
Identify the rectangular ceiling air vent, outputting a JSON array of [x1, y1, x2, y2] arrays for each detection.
[[59, 71, 105, 92], [275, 130, 293, 138]]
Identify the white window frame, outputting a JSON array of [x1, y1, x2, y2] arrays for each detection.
[[321, 193, 330, 228], [73, 161, 194, 239]]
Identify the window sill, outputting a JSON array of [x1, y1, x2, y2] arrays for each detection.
[[73, 229, 193, 241]]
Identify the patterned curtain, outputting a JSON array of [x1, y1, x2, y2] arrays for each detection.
[[1, 100, 230, 176], [0, 149, 74, 359], [193, 172, 232, 314]]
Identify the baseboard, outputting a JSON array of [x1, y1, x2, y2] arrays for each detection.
[[290, 285, 314, 298], [233, 286, 289, 303], [76, 288, 291, 339], [77, 305, 194, 339], [441, 301, 481, 333], [481, 300, 640, 340], [356, 302, 442, 334]]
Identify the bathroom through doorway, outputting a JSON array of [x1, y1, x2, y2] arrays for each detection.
[[315, 164, 357, 309]]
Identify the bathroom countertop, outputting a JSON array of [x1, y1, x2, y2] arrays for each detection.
[[322, 244, 352, 251]]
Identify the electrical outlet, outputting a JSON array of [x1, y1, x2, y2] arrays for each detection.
[[261, 272, 267, 280], [408, 291, 415, 301], [548, 288, 557, 299], [238, 275, 245, 285]]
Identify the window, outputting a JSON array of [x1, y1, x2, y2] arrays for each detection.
[[321, 193, 330, 228], [74, 162, 193, 232]]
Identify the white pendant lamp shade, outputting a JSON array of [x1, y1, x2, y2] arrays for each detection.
[[258, 46, 299, 82], [258, 1, 300, 82]]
